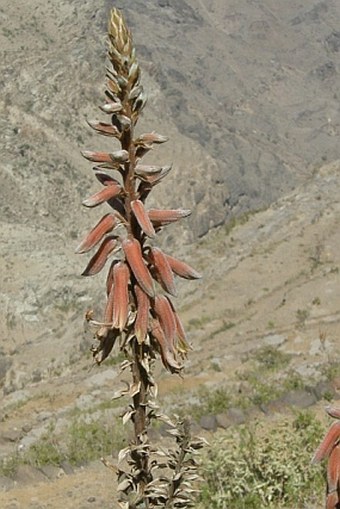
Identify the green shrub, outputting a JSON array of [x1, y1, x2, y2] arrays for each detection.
[[253, 346, 291, 371], [179, 386, 232, 421], [1, 416, 126, 476], [237, 370, 281, 407], [25, 436, 63, 468], [0, 453, 20, 477], [66, 417, 125, 465], [199, 412, 324, 508]]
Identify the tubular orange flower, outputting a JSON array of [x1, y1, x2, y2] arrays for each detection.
[[81, 150, 115, 163], [81, 236, 118, 276], [152, 295, 177, 347], [327, 407, 340, 420], [75, 214, 117, 254], [82, 182, 122, 208], [112, 261, 130, 331], [148, 208, 191, 226], [150, 318, 181, 374], [149, 247, 177, 297], [86, 120, 121, 137], [165, 253, 202, 280], [327, 444, 340, 495], [134, 284, 150, 344], [122, 238, 154, 298], [131, 199, 156, 238]]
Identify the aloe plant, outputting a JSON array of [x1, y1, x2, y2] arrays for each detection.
[[312, 405, 340, 508], [77, 8, 203, 508]]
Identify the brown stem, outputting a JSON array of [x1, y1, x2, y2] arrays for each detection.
[[119, 75, 138, 232], [120, 78, 150, 500], [164, 420, 190, 508], [121, 120, 136, 234], [131, 339, 150, 496]]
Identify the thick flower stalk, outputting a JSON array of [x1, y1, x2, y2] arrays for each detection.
[[77, 8, 202, 507], [312, 406, 340, 508]]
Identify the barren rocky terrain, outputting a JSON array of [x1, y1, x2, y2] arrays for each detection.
[[0, 0, 340, 508]]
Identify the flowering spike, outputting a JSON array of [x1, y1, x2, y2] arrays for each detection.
[[78, 9, 202, 507]]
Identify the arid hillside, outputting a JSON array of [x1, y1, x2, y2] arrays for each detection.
[[1, 159, 340, 507]]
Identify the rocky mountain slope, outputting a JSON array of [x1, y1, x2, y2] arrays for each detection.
[[1, 0, 339, 234], [0, 0, 339, 366]]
